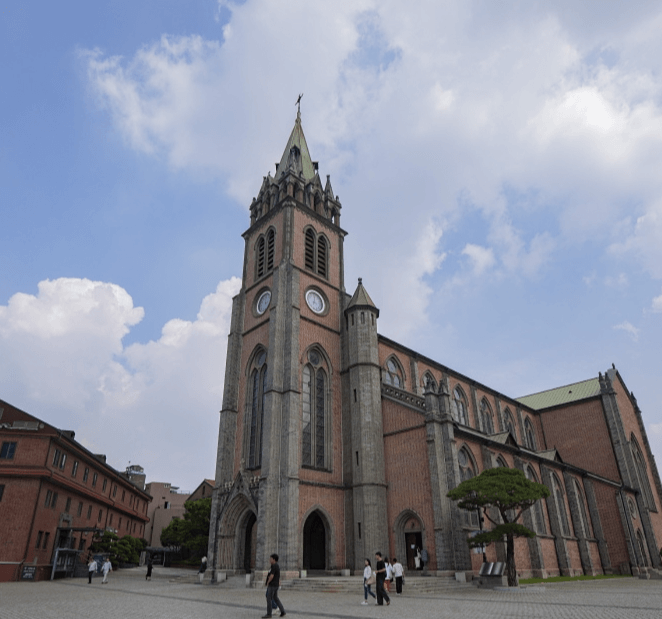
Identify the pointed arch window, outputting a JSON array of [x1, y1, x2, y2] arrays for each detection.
[[636, 529, 649, 567], [256, 236, 266, 278], [458, 448, 479, 528], [452, 387, 468, 425], [266, 228, 275, 271], [303, 227, 329, 279], [246, 351, 267, 469], [503, 408, 516, 440], [480, 399, 494, 435], [383, 357, 403, 388], [302, 350, 328, 470], [422, 372, 437, 392], [526, 467, 547, 534], [552, 474, 572, 537], [525, 418, 537, 451], [631, 437, 656, 511], [572, 479, 593, 539], [256, 228, 276, 280], [305, 229, 315, 271]]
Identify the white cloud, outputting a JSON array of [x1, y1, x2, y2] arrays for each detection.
[[652, 290, 662, 313], [82, 1, 662, 338], [0, 277, 241, 489], [604, 273, 629, 288], [462, 243, 495, 276], [612, 320, 640, 341]]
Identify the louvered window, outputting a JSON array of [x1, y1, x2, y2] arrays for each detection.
[[317, 237, 327, 277], [266, 229, 275, 271], [305, 229, 315, 271], [256, 237, 266, 277]]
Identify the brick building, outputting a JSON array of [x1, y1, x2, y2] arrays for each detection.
[[207, 113, 662, 580], [0, 399, 151, 582]]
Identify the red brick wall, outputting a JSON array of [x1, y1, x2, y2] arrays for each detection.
[[298, 485, 345, 569], [382, 399, 436, 568], [540, 399, 620, 481]]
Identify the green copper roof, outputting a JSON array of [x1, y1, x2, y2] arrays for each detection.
[[275, 112, 317, 182], [517, 377, 600, 410]]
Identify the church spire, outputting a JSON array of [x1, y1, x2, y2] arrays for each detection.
[[275, 111, 318, 182]]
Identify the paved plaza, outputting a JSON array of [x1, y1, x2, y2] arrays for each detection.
[[1, 568, 661, 619]]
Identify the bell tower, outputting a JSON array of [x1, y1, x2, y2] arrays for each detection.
[[208, 111, 347, 578]]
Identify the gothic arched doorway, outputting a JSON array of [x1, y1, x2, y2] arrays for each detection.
[[303, 511, 326, 570], [243, 512, 257, 572], [393, 511, 423, 571]]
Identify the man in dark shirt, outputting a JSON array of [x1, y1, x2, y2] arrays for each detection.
[[263, 553, 286, 618], [374, 552, 391, 606]]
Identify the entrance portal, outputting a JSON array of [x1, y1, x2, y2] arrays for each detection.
[[403, 515, 423, 571], [303, 511, 326, 570], [243, 512, 257, 572]]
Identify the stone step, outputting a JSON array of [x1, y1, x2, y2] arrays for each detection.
[[283, 576, 467, 594]]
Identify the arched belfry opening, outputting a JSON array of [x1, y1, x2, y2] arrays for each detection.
[[303, 510, 326, 570]]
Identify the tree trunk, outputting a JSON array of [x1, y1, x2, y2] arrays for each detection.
[[506, 533, 517, 587]]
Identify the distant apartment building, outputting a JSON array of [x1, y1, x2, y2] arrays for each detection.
[[144, 482, 190, 547], [0, 398, 152, 582]]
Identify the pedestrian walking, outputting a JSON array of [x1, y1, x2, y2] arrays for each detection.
[[101, 558, 112, 584], [392, 557, 404, 595], [421, 547, 428, 574], [362, 558, 377, 604], [384, 556, 392, 592], [146, 557, 153, 581], [374, 552, 390, 606], [263, 553, 286, 618], [198, 556, 207, 584], [87, 557, 97, 584]]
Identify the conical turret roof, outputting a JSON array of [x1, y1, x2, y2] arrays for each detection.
[[347, 278, 379, 315], [275, 111, 317, 182]]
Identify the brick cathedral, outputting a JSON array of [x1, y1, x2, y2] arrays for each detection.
[[207, 113, 662, 580]]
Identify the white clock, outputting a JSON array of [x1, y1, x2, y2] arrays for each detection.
[[256, 290, 271, 315], [306, 289, 325, 314]]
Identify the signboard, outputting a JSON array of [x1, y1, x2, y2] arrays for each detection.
[[21, 565, 37, 580]]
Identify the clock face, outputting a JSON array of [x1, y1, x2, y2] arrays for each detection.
[[256, 290, 271, 315], [306, 289, 325, 314]]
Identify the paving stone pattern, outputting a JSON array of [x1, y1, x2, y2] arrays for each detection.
[[1, 569, 661, 619]]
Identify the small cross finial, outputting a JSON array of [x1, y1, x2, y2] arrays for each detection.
[[296, 93, 303, 115], [358, 277, 362, 285]]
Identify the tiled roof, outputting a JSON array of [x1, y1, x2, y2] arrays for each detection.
[[517, 377, 600, 410]]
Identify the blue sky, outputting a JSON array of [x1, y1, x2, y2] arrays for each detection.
[[2, 0, 662, 491]]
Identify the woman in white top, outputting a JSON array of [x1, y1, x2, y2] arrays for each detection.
[[384, 557, 393, 592], [362, 558, 377, 604]]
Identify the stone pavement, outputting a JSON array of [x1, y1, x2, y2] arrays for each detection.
[[1, 568, 661, 619]]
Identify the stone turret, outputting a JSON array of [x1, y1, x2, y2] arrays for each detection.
[[343, 278, 388, 569]]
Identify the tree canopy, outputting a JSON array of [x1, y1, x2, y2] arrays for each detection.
[[160, 497, 211, 559], [88, 532, 147, 568], [447, 467, 550, 586]]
